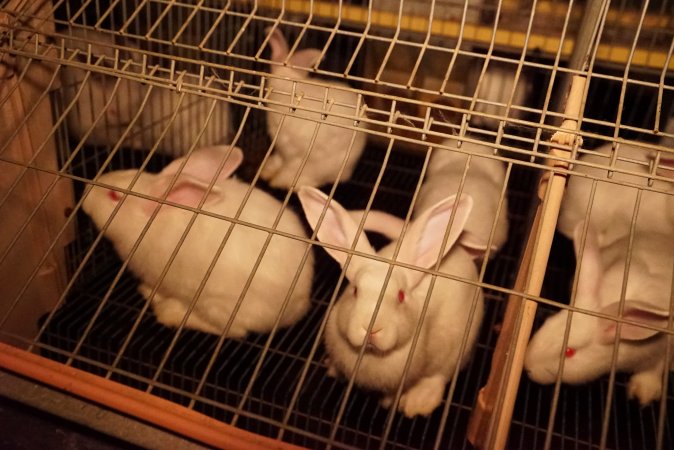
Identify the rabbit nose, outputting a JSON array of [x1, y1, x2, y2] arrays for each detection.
[[361, 326, 382, 335], [363, 327, 382, 343]]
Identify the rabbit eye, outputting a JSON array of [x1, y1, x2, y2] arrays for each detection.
[[398, 290, 405, 303], [565, 347, 576, 358], [107, 190, 121, 202]]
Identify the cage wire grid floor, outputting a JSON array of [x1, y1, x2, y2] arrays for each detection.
[[31, 136, 522, 449], [0, 0, 672, 446], [30, 127, 674, 449]]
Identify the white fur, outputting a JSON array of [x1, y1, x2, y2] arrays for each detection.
[[60, 29, 143, 147], [557, 143, 674, 248], [524, 223, 674, 405], [82, 146, 313, 337], [60, 29, 230, 157], [348, 140, 509, 258], [466, 63, 532, 130], [416, 140, 509, 257], [261, 28, 367, 188], [298, 187, 484, 417]]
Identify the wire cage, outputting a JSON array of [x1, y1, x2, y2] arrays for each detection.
[[1, 0, 673, 449]]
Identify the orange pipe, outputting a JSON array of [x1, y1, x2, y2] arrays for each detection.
[[0, 342, 304, 450]]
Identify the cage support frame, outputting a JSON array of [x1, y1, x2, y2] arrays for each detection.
[[467, 0, 607, 443], [467, 73, 589, 449], [0, 342, 302, 450]]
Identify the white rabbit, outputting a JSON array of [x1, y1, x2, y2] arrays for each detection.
[[349, 139, 509, 259], [82, 145, 313, 338], [557, 142, 674, 249], [415, 140, 509, 257], [261, 27, 367, 188], [60, 29, 230, 156], [524, 222, 674, 405], [298, 187, 484, 417], [60, 29, 145, 147], [466, 62, 532, 130], [127, 82, 231, 158]]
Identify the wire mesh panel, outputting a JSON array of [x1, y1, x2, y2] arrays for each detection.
[[0, 0, 673, 449]]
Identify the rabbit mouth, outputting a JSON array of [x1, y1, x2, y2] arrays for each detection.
[[526, 367, 558, 384], [354, 342, 388, 355]]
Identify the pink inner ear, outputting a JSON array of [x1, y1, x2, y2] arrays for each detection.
[[599, 307, 668, 343], [290, 49, 322, 68], [165, 183, 209, 209]]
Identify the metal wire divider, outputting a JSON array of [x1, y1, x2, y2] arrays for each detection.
[[0, 0, 673, 449], [28, 141, 532, 449]]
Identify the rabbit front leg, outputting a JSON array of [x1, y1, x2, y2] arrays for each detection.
[[627, 359, 666, 405], [138, 283, 155, 301], [260, 153, 285, 180], [266, 156, 310, 188], [397, 374, 447, 417], [324, 356, 341, 378], [268, 149, 353, 188], [152, 297, 222, 335]]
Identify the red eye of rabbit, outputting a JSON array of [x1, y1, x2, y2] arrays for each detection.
[[107, 190, 121, 202], [565, 347, 576, 358], [398, 290, 405, 303]]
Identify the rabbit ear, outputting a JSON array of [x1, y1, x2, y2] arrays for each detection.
[[161, 146, 243, 184], [457, 233, 498, 260], [598, 300, 670, 343], [265, 27, 289, 62], [397, 193, 473, 287], [297, 187, 375, 278], [572, 221, 603, 302], [289, 49, 323, 69], [347, 210, 405, 241], [147, 174, 222, 213]]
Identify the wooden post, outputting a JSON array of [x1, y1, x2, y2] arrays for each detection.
[[467, 75, 588, 449], [0, 1, 74, 348]]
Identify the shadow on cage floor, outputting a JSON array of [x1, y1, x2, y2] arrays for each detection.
[[38, 144, 674, 449]]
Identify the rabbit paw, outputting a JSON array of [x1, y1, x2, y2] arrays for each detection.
[[153, 298, 188, 327], [627, 372, 662, 405], [153, 299, 222, 335], [398, 375, 445, 418], [260, 154, 283, 180], [380, 395, 394, 409], [324, 357, 340, 378], [138, 284, 156, 301], [268, 171, 300, 189], [228, 326, 250, 339]]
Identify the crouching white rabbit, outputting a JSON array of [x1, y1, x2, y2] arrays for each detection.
[[557, 143, 674, 249], [357, 139, 509, 260], [298, 187, 484, 417], [465, 62, 532, 130], [415, 140, 509, 257], [60, 28, 144, 147], [524, 222, 674, 405], [261, 27, 367, 188], [82, 145, 313, 338], [61, 29, 230, 157]]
